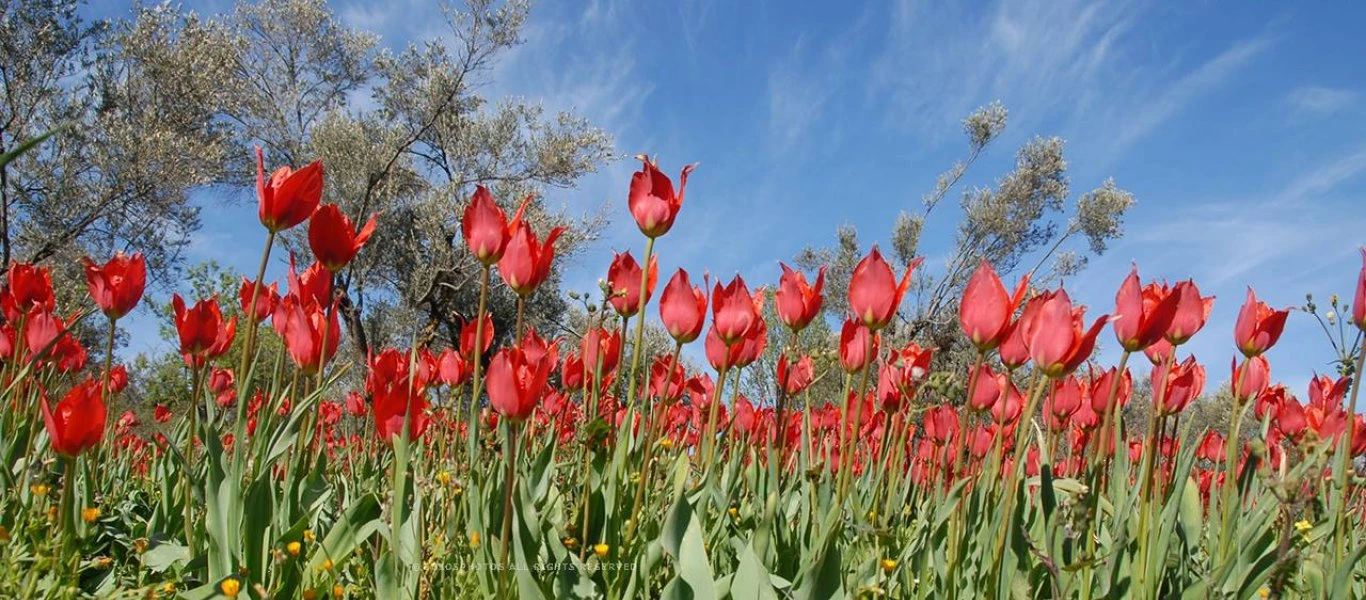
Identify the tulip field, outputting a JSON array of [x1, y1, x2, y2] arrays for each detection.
[[3, 141, 1366, 600]]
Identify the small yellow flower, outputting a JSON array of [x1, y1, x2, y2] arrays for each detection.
[[1258, 587, 1269, 599], [881, 558, 898, 574], [469, 532, 480, 548], [333, 584, 345, 598], [728, 507, 739, 519], [82, 507, 101, 524], [1294, 520, 1313, 534], [93, 556, 113, 569], [134, 538, 149, 554], [220, 577, 241, 598], [303, 529, 316, 543], [593, 543, 610, 558], [866, 510, 877, 521], [322, 558, 334, 571], [31, 484, 48, 497], [629, 471, 642, 484], [161, 582, 176, 594], [287, 541, 302, 556], [563, 536, 578, 549], [453, 484, 464, 497], [437, 471, 451, 486], [659, 438, 673, 450]]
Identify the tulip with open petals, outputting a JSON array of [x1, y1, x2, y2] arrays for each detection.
[[1234, 288, 1290, 357], [82, 252, 146, 320], [308, 204, 377, 272], [256, 146, 324, 233], [41, 378, 106, 458], [776, 263, 825, 333], [628, 157, 695, 239]]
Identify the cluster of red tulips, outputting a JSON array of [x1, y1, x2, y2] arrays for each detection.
[[6, 141, 1366, 598]]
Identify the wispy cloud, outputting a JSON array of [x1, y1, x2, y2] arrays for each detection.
[[1285, 85, 1356, 115], [1278, 145, 1366, 203], [1111, 35, 1275, 152]]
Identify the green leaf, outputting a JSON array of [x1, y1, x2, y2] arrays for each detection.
[[661, 493, 717, 600], [141, 541, 191, 573], [732, 542, 780, 600]]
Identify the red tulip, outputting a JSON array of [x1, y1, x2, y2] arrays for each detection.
[[486, 345, 555, 422], [628, 157, 695, 238], [1196, 431, 1226, 463], [345, 391, 367, 417], [580, 327, 622, 382], [437, 349, 470, 387], [153, 404, 172, 423], [712, 275, 762, 344], [1152, 356, 1205, 416], [560, 353, 585, 391], [1021, 289, 1108, 378], [287, 254, 332, 307], [776, 263, 825, 332], [41, 378, 106, 457], [704, 326, 741, 371], [607, 251, 658, 317], [838, 318, 878, 373], [991, 378, 1024, 425], [1255, 384, 1290, 421], [1165, 281, 1214, 345], [967, 364, 1002, 411], [1143, 338, 1174, 366], [373, 384, 428, 443], [1088, 366, 1132, 414], [460, 314, 494, 360], [1231, 356, 1270, 404], [959, 261, 1028, 351], [648, 355, 686, 403], [1112, 266, 1179, 352], [848, 246, 922, 331], [1275, 397, 1307, 440], [239, 277, 280, 323], [923, 404, 959, 446], [1045, 377, 1084, 431], [998, 320, 1031, 370], [256, 146, 324, 233], [1354, 248, 1366, 331], [365, 347, 434, 398], [106, 364, 129, 394], [172, 294, 237, 366], [462, 186, 530, 266], [498, 220, 564, 296], [209, 367, 236, 407], [732, 318, 767, 369], [272, 295, 339, 375], [308, 204, 377, 272], [2, 262, 55, 322], [1308, 374, 1350, 413], [1234, 288, 1290, 357], [82, 252, 146, 320], [659, 269, 707, 343], [777, 354, 815, 396]]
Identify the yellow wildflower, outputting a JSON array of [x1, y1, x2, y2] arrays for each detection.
[[82, 507, 101, 523], [593, 543, 610, 558], [220, 578, 240, 598], [881, 558, 898, 574], [287, 541, 302, 556]]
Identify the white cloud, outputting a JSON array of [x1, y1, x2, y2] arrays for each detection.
[[1286, 85, 1357, 115], [1111, 36, 1274, 152]]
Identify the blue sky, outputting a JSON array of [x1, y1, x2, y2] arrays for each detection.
[[91, 0, 1366, 400]]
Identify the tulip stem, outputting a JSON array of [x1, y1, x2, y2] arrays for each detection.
[[1334, 345, 1366, 564], [626, 236, 656, 416], [625, 341, 681, 547], [989, 373, 1047, 588], [838, 332, 875, 503], [1217, 361, 1253, 564], [701, 364, 730, 479], [182, 365, 203, 552], [514, 295, 526, 345], [236, 230, 276, 409], [468, 265, 491, 467], [499, 422, 519, 595]]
